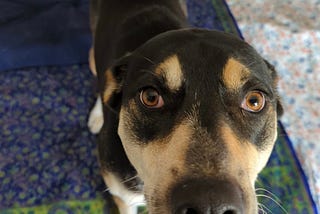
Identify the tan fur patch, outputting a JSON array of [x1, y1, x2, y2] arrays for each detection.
[[118, 111, 193, 212], [256, 116, 278, 173], [220, 124, 260, 213], [155, 55, 183, 91], [222, 58, 250, 90], [103, 69, 118, 104], [220, 122, 276, 185], [220, 124, 259, 182], [89, 47, 97, 76]]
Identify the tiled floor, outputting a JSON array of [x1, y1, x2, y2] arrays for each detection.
[[227, 0, 320, 208]]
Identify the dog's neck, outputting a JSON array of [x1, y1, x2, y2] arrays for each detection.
[[115, 5, 188, 58]]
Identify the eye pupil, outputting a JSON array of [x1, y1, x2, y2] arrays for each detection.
[[248, 96, 259, 107], [144, 89, 158, 105]]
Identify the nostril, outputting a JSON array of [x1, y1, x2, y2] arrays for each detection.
[[223, 208, 238, 214], [178, 207, 239, 214], [180, 207, 238, 214], [184, 208, 198, 214], [224, 212, 234, 214], [176, 207, 199, 214]]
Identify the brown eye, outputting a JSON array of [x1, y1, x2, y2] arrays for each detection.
[[241, 91, 266, 112], [140, 87, 164, 108]]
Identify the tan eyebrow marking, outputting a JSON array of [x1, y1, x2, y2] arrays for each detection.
[[222, 58, 250, 90], [155, 54, 183, 91]]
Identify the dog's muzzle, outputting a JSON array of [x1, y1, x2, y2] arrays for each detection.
[[170, 178, 245, 214]]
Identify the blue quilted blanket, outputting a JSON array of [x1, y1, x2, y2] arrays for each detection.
[[0, 0, 91, 71]]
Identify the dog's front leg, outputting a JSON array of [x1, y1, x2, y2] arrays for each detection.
[[88, 95, 104, 134]]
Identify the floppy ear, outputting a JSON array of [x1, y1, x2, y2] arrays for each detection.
[[97, 54, 137, 176], [264, 60, 284, 117], [101, 55, 130, 108]]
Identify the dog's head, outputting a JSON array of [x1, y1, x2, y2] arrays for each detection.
[[101, 29, 283, 214]]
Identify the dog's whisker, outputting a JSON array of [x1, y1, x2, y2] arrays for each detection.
[[255, 187, 282, 203], [258, 202, 272, 214], [140, 54, 156, 65], [257, 205, 266, 214], [139, 69, 161, 79], [121, 175, 139, 184], [142, 56, 156, 65], [256, 194, 288, 214], [126, 185, 143, 193], [246, 61, 258, 68], [102, 177, 142, 194], [256, 186, 286, 213], [133, 52, 156, 65], [102, 186, 110, 193]]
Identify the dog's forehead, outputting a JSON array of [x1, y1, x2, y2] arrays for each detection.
[[134, 29, 260, 62], [128, 29, 270, 90]]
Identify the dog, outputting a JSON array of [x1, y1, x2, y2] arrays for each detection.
[[88, 0, 283, 213]]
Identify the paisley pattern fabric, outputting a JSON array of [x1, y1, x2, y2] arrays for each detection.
[[0, 0, 316, 213]]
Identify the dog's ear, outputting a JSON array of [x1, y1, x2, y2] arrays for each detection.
[[101, 55, 131, 108], [264, 59, 284, 117], [97, 54, 137, 177]]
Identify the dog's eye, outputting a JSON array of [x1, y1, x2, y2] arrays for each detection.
[[241, 91, 266, 113], [140, 87, 164, 108]]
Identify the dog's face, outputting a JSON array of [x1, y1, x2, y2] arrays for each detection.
[[102, 29, 283, 214]]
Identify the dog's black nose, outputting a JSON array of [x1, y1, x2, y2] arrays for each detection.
[[171, 178, 245, 214]]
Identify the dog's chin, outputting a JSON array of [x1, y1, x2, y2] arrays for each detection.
[[143, 178, 258, 214]]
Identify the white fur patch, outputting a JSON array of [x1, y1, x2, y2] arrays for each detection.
[[179, 0, 188, 16], [88, 96, 104, 134]]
